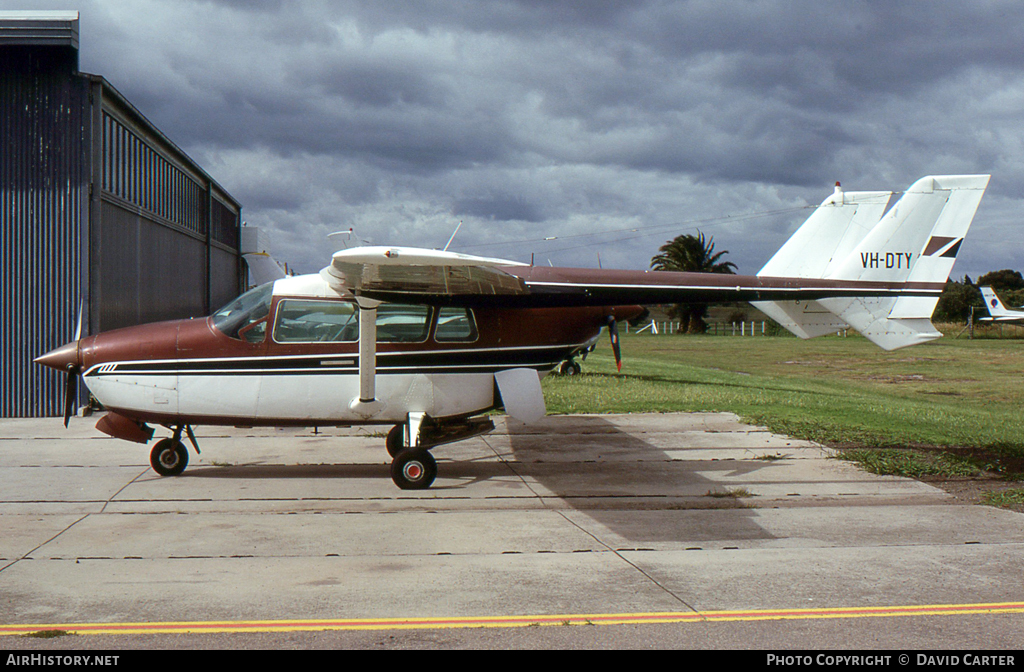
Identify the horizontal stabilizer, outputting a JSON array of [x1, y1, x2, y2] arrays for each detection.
[[817, 297, 941, 350], [750, 300, 848, 339]]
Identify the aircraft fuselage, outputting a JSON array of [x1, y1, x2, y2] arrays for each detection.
[[50, 278, 637, 428]]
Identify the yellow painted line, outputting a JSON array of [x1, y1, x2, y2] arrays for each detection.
[[3, 601, 1024, 636]]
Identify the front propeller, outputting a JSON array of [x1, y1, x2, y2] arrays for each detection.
[[62, 363, 79, 427], [36, 302, 84, 426]]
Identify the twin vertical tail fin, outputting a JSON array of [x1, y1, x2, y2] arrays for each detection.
[[754, 175, 991, 350]]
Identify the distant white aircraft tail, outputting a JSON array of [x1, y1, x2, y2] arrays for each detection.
[[755, 175, 991, 350], [979, 286, 1024, 320], [981, 286, 1008, 316]]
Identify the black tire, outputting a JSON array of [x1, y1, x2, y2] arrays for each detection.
[[559, 360, 581, 376], [150, 438, 189, 476], [390, 450, 437, 490], [386, 424, 405, 458]]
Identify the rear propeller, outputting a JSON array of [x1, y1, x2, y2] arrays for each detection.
[[607, 315, 622, 372]]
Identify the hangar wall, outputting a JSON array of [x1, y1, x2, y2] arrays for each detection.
[[92, 81, 243, 332], [0, 12, 243, 417]]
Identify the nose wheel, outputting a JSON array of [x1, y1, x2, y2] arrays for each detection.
[[149, 425, 199, 476], [150, 438, 189, 476], [390, 449, 437, 490]]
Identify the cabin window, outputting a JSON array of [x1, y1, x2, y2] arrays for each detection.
[[211, 282, 274, 341], [271, 300, 431, 343], [273, 300, 358, 343], [375, 304, 431, 342], [434, 307, 478, 342]]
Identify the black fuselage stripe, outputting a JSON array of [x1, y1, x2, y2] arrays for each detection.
[[88, 365, 559, 378], [85, 347, 576, 378]]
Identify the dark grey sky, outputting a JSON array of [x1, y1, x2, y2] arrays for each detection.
[[18, 0, 1024, 277]]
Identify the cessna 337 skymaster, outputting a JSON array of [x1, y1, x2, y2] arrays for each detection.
[[36, 174, 990, 489]]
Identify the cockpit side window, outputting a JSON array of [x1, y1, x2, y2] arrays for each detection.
[[211, 283, 274, 341], [273, 300, 359, 343]]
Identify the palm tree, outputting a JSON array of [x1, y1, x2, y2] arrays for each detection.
[[650, 231, 737, 333]]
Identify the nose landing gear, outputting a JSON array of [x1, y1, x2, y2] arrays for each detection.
[[150, 437, 189, 476], [149, 424, 200, 476]]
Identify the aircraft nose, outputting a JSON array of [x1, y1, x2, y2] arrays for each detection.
[[34, 340, 81, 372]]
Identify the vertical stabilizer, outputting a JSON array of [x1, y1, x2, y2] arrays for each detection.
[[819, 175, 990, 349], [754, 184, 890, 339], [758, 185, 892, 279], [755, 175, 990, 350]]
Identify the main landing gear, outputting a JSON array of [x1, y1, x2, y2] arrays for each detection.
[[385, 414, 494, 490], [390, 448, 438, 490], [149, 424, 199, 477]]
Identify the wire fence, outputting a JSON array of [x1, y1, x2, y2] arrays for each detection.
[[631, 321, 797, 336]]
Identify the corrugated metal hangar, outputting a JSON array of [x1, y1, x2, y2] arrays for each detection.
[[1, 12, 245, 417]]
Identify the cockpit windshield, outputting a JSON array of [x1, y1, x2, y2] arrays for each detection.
[[210, 282, 274, 340]]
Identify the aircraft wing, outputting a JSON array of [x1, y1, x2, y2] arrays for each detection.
[[321, 247, 531, 300], [321, 246, 938, 308]]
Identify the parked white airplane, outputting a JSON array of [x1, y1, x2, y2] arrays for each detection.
[[36, 175, 991, 489], [979, 286, 1024, 323]]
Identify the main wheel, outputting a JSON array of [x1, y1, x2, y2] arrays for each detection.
[[385, 424, 405, 458], [150, 438, 189, 476], [390, 449, 437, 490], [558, 360, 581, 376]]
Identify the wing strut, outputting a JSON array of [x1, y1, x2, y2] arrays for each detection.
[[350, 298, 386, 418]]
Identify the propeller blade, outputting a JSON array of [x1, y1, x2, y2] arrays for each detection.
[[63, 365, 78, 428], [607, 316, 622, 372], [74, 300, 83, 341]]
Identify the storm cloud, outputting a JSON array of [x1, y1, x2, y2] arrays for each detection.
[[14, 0, 1024, 275]]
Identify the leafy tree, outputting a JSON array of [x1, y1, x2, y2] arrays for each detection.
[[933, 276, 984, 323], [650, 231, 736, 333], [976, 269, 1024, 292]]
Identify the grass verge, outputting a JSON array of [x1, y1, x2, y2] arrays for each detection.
[[543, 331, 1024, 508]]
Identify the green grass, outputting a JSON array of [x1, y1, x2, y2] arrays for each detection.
[[982, 489, 1024, 509], [839, 448, 982, 478], [543, 331, 1024, 461]]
